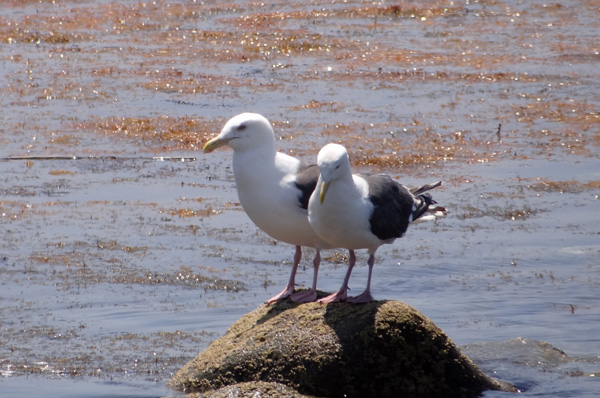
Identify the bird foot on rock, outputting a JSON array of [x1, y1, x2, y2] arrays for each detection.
[[346, 290, 374, 304], [290, 289, 318, 303], [317, 289, 347, 304], [266, 284, 295, 305]]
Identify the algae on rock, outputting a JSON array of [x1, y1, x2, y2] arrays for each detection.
[[169, 298, 516, 397]]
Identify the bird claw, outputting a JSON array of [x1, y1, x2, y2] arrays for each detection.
[[346, 290, 374, 304], [317, 289, 347, 304], [290, 289, 318, 303], [266, 284, 295, 304]]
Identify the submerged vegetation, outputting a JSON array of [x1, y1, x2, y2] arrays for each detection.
[[1, 0, 598, 165]]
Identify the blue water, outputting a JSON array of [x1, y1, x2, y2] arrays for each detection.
[[2, 154, 598, 397]]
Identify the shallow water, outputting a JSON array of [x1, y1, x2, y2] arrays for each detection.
[[1, 0, 599, 397]]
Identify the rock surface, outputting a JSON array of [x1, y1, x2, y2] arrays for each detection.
[[169, 298, 516, 397], [187, 381, 316, 398]]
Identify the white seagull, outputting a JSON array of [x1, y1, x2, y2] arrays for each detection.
[[203, 113, 335, 304], [308, 143, 447, 303]]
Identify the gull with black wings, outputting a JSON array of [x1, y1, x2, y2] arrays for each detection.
[[308, 143, 447, 303]]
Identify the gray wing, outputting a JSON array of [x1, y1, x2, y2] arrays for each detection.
[[363, 174, 414, 241], [365, 175, 442, 241], [294, 163, 320, 210]]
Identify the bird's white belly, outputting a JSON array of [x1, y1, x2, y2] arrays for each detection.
[[243, 195, 316, 246], [235, 178, 330, 249], [308, 187, 381, 251]]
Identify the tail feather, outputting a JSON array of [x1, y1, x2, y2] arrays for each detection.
[[409, 181, 442, 196], [408, 181, 447, 224], [413, 205, 448, 224]]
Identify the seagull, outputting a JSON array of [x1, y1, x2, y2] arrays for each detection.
[[203, 113, 335, 304], [308, 143, 447, 303]]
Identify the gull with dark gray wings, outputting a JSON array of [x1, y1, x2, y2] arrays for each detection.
[[308, 143, 447, 303]]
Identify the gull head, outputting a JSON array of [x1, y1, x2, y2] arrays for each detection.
[[317, 143, 351, 204], [203, 113, 275, 153]]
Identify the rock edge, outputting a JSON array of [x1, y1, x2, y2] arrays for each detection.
[[169, 298, 516, 397]]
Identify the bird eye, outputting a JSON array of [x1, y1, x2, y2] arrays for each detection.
[[237, 124, 247, 131], [335, 165, 340, 170]]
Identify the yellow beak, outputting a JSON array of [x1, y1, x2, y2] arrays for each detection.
[[319, 181, 330, 204], [203, 136, 230, 153]]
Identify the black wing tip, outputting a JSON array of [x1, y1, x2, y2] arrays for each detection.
[[409, 180, 443, 196]]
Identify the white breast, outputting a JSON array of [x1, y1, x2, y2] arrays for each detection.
[[308, 175, 381, 251], [232, 151, 332, 249]]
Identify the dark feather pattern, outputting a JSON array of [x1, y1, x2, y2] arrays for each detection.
[[294, 163, 320, 210], [363, 174, 414, 241], [408, 181, 444, 221], [366, 176, 442, 241]]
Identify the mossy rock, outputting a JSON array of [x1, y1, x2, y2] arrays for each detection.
[[169, 297, 515, 397], [192, 381, 316, 398]]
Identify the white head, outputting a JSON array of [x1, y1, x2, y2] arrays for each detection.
[[203, 113, 276, 153], [317, 143, 352, 204]]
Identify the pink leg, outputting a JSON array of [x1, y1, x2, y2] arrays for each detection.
[[347, 253, 375, 303], [318, 250, 356, 304], [291, 250, 320, 303], [266, 245, 301, 304]]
